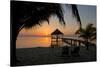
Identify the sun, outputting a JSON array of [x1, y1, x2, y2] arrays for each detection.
[[44, 31, 49, 35]]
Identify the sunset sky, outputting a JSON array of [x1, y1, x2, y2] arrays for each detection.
[[17, 5, 96, 37], [16, 4, 96, 48]]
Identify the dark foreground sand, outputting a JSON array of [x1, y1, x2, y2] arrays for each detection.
[[16, 46, 96, 66]]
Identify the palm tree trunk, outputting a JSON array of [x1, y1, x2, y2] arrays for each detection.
[[16, 24, 25, 40], [11, 24, 25, 66], [85, 38, 89, 50], [16, 16, 32, 40]]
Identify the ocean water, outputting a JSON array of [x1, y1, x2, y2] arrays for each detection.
[[16, 36, 52, 48]]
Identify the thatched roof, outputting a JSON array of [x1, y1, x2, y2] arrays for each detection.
[[51, 29, 64, 35]]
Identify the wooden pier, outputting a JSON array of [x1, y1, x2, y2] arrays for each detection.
[[62, 38, 95, 46]]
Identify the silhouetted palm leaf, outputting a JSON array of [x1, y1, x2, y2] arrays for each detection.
[[71, 5, 81, 28], [75, 23, 96, 41], [11, 1, 81, 39]]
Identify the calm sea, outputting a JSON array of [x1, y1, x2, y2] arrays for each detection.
[[16, 35, 96, 48], [16, 36, 52, 48]]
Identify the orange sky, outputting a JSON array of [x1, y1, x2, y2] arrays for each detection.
[[18, 16, 79, 37]]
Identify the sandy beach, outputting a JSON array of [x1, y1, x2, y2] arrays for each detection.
[[16, 46, 96, 66]]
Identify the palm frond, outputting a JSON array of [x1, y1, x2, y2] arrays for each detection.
[[12, 1, 65, 29], [75, 28, 84, 34], [75, 23, 96, 41], [11, 1, 82, 38], [71, 5, 82, 28], [90, 31, 96, 41]]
